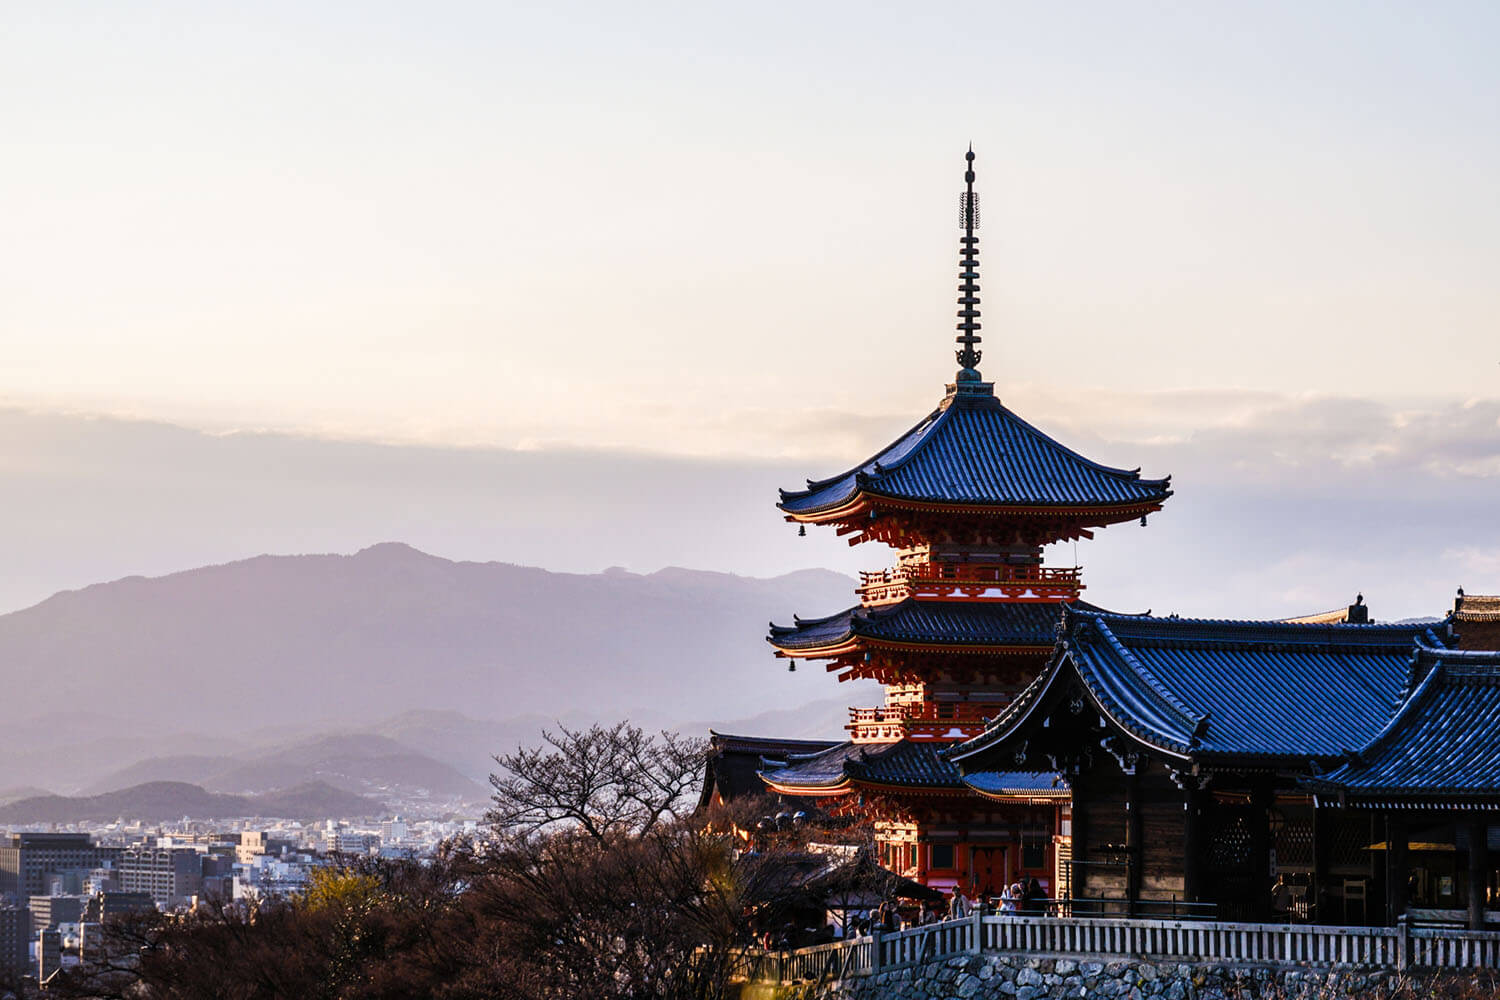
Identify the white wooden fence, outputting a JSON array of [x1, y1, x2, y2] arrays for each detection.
[[741, 913, 1500, 984]]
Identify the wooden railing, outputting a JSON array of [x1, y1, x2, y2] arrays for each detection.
[[848, 703, 995, 725], [856, 563, 1084, 604], [859, 564, 1082, 584], [740, 913, 1500, 984], [846, 703, 1000, 741]]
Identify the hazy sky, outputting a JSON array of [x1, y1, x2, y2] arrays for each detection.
[[2, 3, 1498, 618]]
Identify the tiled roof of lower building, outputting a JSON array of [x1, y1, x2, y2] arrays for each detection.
[[1308, 646, 1500, 802], [844, 740, 963, 789], [699, 732, 842, 809], [950, 609, 1453, 766], [759, 739, 963, 793], [1456, 594, 1500, 623], [758, 742, 866, 792], [961, 770, 1069, 799]]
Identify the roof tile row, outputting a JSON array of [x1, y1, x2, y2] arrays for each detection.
[[778, 388, 1171, 516]]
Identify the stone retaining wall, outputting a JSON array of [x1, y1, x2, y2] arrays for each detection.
[[777, 954, 1416, 1000]]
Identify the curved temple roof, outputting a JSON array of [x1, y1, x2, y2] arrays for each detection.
[[778, 387, 1172, 518], [949, 609, 1454, 767], [1308, 645, 1500, 803], [759, 739, 964, 794], [768, 598, 1103, 655], [698, 732, 843, 809], [961, 770, 1069, 801]]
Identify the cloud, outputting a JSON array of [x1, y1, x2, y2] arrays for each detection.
[[1445, 547, 1500, 582], [0, 391, 1495, 624]]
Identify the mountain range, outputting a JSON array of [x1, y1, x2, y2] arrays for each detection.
[[0, 546, 868, 800], [79, 733, 484, 799], [0, 781, 382, 824]]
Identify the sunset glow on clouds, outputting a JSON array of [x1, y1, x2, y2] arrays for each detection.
[[2, 2, 1497, 621]]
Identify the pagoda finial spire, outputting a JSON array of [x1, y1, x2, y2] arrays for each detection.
[[955, 146, 983, 376]]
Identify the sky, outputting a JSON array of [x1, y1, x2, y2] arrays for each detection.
[[2, 2, 1498, 619]]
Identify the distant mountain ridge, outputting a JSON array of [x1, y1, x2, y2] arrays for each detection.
[[0, 544, 855, 727], [80, 734, 485, 799], [0, 781, 382, 824], [0, 786, 52, 807], [0, 547, 866, 796]]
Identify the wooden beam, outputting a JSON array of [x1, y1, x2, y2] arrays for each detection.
[[1387, 814, 1408, 926], [1248, 783, 1272, 923], [1125, 769, 1143, 917], [1183, 786, 1203, 905], [1312, 805, 1329, 926], [1071, 788, 1089, 906], [1470, 817, 1488, 931]]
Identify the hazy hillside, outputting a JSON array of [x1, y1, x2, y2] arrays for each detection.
[[0, 781, 382, 824], [0, 544, 857, 728], [81, 734, 484, 800], [0, 547, 868, 794], [0, 786, 52, 806]]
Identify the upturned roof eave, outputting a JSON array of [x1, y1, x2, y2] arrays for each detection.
[[776, 386, 1174, 518], [771, 636, 1056, 658], [968, 791, 1071, 804], [756, 773, 854, 797], [780, 490, 1171, 524], [767, 600, 1072, 657], [949, 623, 1199, 769], [776, 403, 953, 508], [947, 652, 1067, 768]]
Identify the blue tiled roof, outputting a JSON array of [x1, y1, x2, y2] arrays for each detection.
[[846, 740, 963, 788], [778, 387, 1171, 516], [700, 732, 843, 809], [962, 771, 1069, 797], [759, 740, 963, 792], [1310, 646, 1500, 800], [759, 742, 866, 790], [951, 609, 1453, 765], [769, 599, 1101, 653]]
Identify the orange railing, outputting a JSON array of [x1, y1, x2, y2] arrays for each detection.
[[858, 564, 1082, 589], [848, 703, 997, 725]]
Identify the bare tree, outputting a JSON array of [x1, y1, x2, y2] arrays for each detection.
[[486, 722, 706, 841]]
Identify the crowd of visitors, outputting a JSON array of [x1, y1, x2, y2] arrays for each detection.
[[960, 877, 1049, 919]]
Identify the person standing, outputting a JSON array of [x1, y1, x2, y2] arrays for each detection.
[[1023, 877, 1045, 915]]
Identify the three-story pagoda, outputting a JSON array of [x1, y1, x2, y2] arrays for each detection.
[[759, 150, 1172, 898]]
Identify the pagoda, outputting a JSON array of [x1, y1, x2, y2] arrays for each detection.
[[758, 149, 1172, 898]]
